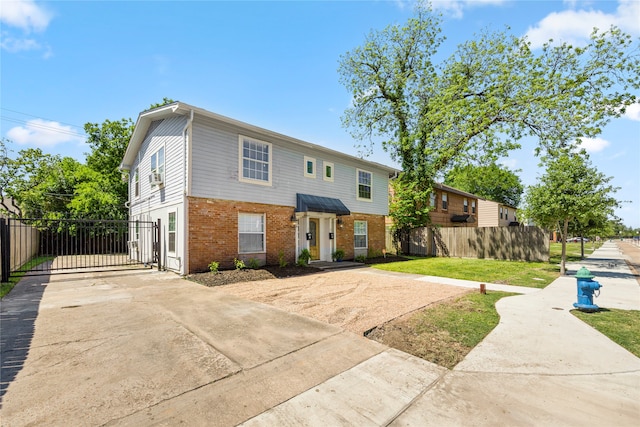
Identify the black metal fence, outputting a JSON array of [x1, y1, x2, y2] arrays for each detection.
[[0, 218, 158, 281]]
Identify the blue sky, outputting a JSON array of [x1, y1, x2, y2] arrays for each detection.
[[1, 0, 639, 228]]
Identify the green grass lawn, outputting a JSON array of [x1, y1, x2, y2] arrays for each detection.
[[0, 256, 53, 298], [572, 308, 640, 358]]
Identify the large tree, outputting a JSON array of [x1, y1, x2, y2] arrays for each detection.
[[444, 163, 523, 207], [338, 2, 639, 230], [523, 151, 618, 274]]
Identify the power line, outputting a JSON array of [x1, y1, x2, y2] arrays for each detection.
[[1, 117, 87, 139], [1, 107, 86, 130]]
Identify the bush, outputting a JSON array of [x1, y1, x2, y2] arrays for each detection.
[[247, 258, 260, 269], [278, 250, 288, 268], [208, 261, 220, 273], [355, 255, 367, 263], [297, 249, 311, 266], [234, 258, 246, 270], [332, 249, 345, 261]]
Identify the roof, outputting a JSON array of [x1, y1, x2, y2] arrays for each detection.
[[120, 102, 400, 175], [296, 194, 351, 216]]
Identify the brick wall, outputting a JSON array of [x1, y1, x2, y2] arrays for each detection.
[[334, 213, 386, 260], [187, 196, 296, 272]]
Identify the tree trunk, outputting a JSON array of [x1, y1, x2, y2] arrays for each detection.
[[560, 218, 569, 275]]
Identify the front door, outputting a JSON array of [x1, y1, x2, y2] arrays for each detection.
[[309, 218, 320, 260]]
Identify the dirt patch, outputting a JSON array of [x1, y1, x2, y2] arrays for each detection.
[[209, 267, 471, 336]]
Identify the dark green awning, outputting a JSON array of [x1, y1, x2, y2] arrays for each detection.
[[296, 193, 350, 216]]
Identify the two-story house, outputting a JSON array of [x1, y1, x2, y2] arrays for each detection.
[[428, 183, 479, 227], [120, 102, 398, 274], [477, 200, 519, 227]]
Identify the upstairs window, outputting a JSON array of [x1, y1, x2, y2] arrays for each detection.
[[429, 193, 436, 208], [463, 198, 468, 213], [500, 207, 504, 219], [357, 169, 372, 201], [151, 146, 164, 183], [472, 200, 476, 214], [323, 161, 334, 182], [304, 156, 316, 178], [239, 136, 271, 185], [442, 193, 448, 210], [134, 168, 139, 198], [505, 208, 509, 221]]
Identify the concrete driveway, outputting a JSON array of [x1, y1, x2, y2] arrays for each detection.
[[1, 241, 639, 426]]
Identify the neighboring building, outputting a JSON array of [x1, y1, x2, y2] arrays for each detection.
[[120, 102, 398, 274], [477, 199, 519, 227], [428, 183, 479, 227]]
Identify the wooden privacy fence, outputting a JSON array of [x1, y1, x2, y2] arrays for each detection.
[[388, 226, 549, 262]]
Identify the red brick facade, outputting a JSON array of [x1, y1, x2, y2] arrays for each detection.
[[187, 196, 386, 273]]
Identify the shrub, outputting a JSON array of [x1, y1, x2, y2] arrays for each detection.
[[297, 249, 311, 266], [332, 249, 345, 261], [208, 261, 219, 273], [247, 258, 260, 269], [355, 255, 367, 263], [234, 258, 246, 270], [278, 250, 288, 268]]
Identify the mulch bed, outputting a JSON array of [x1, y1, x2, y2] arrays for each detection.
[[186, 255, 409, 287]]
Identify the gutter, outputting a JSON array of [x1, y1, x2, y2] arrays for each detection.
[[181, 109, 194, 275]]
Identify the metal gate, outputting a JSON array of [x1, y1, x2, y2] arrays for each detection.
[[0, 218, 159, 281]]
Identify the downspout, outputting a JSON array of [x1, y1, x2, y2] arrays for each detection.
[[181, 109, 194, 275]]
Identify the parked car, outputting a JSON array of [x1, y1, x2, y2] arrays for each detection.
[[567, 237, 589, 242]]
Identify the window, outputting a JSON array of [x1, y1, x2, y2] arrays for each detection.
[[505, 208, 509, 221], [134, 168, 139, 198], [354, 220, 368, 249], [472, 200, 476, 214], [239, 213, 265, 253], [304, 156, 316, 178], [500, 207, 504, 219], [151, 146, 164, 184], [239, 136, 271, 185], [168, 211, 176, 253], [430, 193, 436, 208], [463, 198, 468, 213], [135, 219, 140, 240], [442, 193, 448, 210], [323, 161, 334, 182], [357, 169, 372, 201]]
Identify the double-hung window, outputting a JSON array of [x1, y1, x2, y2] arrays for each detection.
[[430, 193, 436, 208], [500, 207, 504, 219], [441, 193, 448, 210], [168, 211, 177, 254], [134, 168, 139, 198], [239, 213, 265, 253], [357, 169, 372, 201], [472, 200, 476, 214], [463, 198, 468, 213], [239, 136, 271, 185], [151, 147, 164, 182], [354, 220, 368, 249]]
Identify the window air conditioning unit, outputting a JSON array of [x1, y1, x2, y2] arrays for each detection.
[[149, 172, 163, 186]]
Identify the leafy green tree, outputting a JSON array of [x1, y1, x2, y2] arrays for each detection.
[[444, 163, 523, 207], [83, 118, 134, 219], [523, 152, 619, 274], [148, 97, 176, 110], [338, 2, 639, 231]]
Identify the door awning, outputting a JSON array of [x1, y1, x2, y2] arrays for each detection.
[[451, 214, 475, 223], [296, 193, 351, 216]]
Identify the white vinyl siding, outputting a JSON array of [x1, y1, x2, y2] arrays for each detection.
[[239, 213, 265, 253], [239, 135, 272, 185], [354, 220, 368, 249], [357, 169, 372, 201]]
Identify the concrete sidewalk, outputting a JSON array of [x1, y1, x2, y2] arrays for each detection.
[[1, 242, 638, 426]]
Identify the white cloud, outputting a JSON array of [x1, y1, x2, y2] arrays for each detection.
[[623, 103, 640, 122], [500, 158, 518, 170], [578, 137, 610, 153], [0, 0, 53, 55], [0, 0, 52, 33], [7, 119, 86, 148], [525, 0, 640, 48]]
